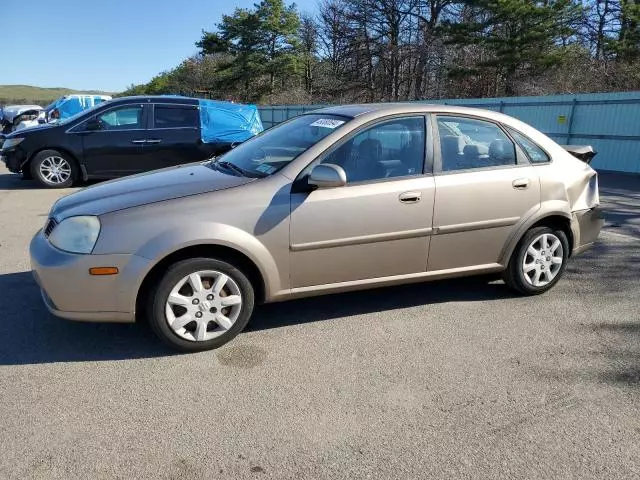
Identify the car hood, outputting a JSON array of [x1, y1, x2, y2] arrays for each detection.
[[50, 163, 256, 219], [5, 123, 59, 138]]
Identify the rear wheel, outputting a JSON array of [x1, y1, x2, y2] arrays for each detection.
[[30, 150, 76, 188], [504, 226, 569, 295], [147, 257, 255, 352]]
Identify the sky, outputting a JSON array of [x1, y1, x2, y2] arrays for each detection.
[[1, 0, 317, 92]]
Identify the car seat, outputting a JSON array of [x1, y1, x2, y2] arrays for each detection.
[[461, 144, 489, 169], [488, 139, 516, 166], [440, 135, 465, 171], [350, 138, 385, 181]]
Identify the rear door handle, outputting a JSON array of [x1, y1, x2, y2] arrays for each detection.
[[146, 139, 162, 144], [512, 178, 530, 189], [399, 191, 421, 203], [131, 139, 146, 144]]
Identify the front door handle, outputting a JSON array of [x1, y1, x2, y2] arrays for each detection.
[[399, 191, 421, 203], [131, 139, 146, 144], [512, 178, 530, 189], [146, 139, 162, 144]]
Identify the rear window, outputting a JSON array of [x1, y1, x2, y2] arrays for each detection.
[[153, 105, 198, 129]]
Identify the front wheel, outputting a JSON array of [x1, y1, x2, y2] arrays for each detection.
[[147, 258, 255, 352], [503, 226, 569, 295], [30, 149, 76, 188]]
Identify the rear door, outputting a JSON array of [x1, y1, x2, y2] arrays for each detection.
[[141, 103, 202, 170], [429, 114, 541, 272], [80, 103, 148, 177]]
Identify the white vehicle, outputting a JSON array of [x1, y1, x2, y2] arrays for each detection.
[[0, 105, 43, 133], [14, 111, 47, 131]]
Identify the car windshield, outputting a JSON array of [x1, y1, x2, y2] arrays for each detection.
[[209, 114, 350, 178]]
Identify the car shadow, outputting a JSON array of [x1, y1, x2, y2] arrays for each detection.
[[598, 172, 640, 238], [248, 275, 513, 332], [0, 272, 173, 366], [584, 322, 640, 385], [0, 270, 514, 365], [0, 173, 42, 190], [0, 172, 101, 191]]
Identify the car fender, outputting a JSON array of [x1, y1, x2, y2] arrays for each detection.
[[498, 200, 572, 266], [132, 221, 283, 301]]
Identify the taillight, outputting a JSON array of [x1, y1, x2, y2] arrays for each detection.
[[588, 173, 599, 207]]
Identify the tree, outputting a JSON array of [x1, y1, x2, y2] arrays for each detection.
[[198, 9, 265, 100], [447, 0, 581, 95], [299, 14, 319, 94], [129, 0, 640, 102], [257, 0, 301, 91], [196, 1, 301, 101], [615, 0, 640, 60]]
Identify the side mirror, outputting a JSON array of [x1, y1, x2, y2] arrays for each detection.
[[85, 118, 102, 131], [308, 164, 347, 189]]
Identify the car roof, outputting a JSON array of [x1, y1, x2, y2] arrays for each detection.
[[63, 93, 112, 97], [313, 103, 503, 119], [104, 95, 199, 106]]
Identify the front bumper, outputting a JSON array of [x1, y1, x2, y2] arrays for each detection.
[[1, 148, 25, 173], [571, 206, 605, 256], [30, 230, 152, 323]]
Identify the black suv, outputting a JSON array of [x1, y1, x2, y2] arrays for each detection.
[[0, 96, 234, 188]]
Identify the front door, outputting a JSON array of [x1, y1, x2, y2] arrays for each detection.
[[428, 114, 541, 272], [81, 103, 148, 177], [289, 115, 435, 288]]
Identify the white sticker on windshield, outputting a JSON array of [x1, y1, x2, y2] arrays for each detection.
[[256, 163, 276, 174], [310, 118, 345, 129]]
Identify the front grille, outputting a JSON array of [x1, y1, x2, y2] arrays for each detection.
[[44, 218, 57, 237]]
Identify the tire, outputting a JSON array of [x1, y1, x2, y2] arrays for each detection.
[[503, 226, 569, 295], [147, 257, 255, 352], [30, 150, 76, 188]]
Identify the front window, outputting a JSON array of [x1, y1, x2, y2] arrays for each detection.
[[209, 114, 349, 177], [320, 116, 426, 182], [97, 106, 143, 130], [58, 101, 111, 125]]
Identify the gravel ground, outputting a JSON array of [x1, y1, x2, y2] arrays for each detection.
[[0, 166, 638, 480]]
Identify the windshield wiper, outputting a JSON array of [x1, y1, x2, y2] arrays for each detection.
[[210, 159, 247, 177], [211, 159, 266, 178]]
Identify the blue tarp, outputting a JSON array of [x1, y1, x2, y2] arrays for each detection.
[[198, 99, 263, 144], [51, 95, 111, 119]]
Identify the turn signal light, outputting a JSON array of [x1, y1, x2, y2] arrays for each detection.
[[89, 267, 119, 276]]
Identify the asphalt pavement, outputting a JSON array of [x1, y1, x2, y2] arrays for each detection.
[[0, 166, 638, 479]]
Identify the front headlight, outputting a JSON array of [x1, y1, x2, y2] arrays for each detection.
[[48, 216, 101, 254], [1, 137, 25, 150]]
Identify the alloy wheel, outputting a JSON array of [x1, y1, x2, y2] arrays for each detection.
[[39, 156, 72, 185]]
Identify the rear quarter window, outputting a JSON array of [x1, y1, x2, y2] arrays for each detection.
[[507, 128, 550, 164]]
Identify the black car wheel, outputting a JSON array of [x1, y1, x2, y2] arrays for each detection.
[[30, 150, 77, 188]]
